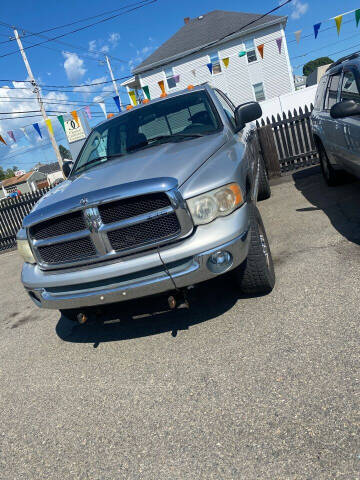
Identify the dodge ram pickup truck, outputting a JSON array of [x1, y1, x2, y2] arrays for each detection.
[[17, 85, 275, 321]]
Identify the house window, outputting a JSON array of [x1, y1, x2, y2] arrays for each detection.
[[165, 67, 176, 89], [244, 39, 257, 63], [253, 82, 265, 102], [209, 51, 222, 74]]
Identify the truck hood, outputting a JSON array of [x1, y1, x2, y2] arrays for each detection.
[[25, 133, 226, 222]]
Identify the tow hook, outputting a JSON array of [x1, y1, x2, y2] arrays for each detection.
[[168, 291, 190, 310], [76, 312, 88, 324]]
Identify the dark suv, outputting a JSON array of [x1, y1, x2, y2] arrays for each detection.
[[311, 52, 360, 185]]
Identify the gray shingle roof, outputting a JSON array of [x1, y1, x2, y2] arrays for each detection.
[[36, 162, 61, 175], [133, 10, 286, 74]]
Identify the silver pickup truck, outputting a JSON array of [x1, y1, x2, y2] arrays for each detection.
[[17, 85, 275, 321]]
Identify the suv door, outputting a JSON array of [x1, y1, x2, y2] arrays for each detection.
[[338, 66, 360, 176]]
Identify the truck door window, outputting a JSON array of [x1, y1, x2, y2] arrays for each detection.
[[324, 73, 341, 110], [341, 70, 360, 103], [214, 90, 236, 129]]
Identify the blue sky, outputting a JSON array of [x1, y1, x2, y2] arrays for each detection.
[[1, 0, 360, 171]]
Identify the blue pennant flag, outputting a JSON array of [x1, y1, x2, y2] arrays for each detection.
[[113, 95, 121, 112], [32, 123, 42, 138], [314, 23, 321, 39], [206, 63, 213, 74]]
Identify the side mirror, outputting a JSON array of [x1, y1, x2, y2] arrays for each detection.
[[330, 100, 360, 119], [234, 101, 262, 130], [62, 160, 74, 178]]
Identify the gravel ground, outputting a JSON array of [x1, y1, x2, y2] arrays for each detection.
[[0, 166, 359, 479]]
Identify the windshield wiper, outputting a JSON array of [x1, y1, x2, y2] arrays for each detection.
[[74, 154, 123, 173], [148, 133, 205, 143]]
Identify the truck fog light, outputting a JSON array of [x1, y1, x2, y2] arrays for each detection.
[[207, 250, 233, 273]]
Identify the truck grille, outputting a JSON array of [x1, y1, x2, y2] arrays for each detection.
[[29, 189, 192, 269], [108, 213, 180, 252]]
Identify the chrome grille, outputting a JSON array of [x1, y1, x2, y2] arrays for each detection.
[[37, 237, 96, 264], [28, 188, 193, 269], [29, 211, 86, 240], [108, 213, 180, 252], [99, 193, 170, 224]]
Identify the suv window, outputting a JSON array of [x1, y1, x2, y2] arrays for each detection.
[[314, 75, 328, 110], [324, 73, 341, 110], [341, 70, 360, 103], [214, 90, 236, 129]]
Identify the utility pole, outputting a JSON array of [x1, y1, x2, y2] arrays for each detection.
[[105, 55, 122, 107], [13, 29, 63, 169]]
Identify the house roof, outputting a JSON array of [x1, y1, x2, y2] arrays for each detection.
[[2, 171, 34, 188], [36, 161, 61, 175], [133, 10, 286, 74]]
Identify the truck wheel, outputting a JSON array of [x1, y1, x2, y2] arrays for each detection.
[[234, 205, 275, 295], [319, 143, 340, 186], [257, 158, 271, 201]]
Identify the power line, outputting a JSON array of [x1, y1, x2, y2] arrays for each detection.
[[0, 0, 157, 59]]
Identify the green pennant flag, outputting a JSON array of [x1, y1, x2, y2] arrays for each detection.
[[57, 115, 66, 132], [356, 9, 360, 27], [143, 85, 151, 100], [238, 51, 246, 57]]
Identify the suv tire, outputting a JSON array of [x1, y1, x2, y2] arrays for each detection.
[[257, 158, 271, 200], [234, 205, 275, 295], [319, 143, 340, 186]]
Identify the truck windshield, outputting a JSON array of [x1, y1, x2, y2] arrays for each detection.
[[73, 90, 221, 174]]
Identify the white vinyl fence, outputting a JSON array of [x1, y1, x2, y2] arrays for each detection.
[[259, 85, 318, 119]]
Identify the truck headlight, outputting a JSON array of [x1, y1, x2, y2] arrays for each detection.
[[187, 183, 244, 225], [17, 239, 36, 264]]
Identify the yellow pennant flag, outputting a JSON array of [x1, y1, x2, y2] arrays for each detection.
[[129, 91, 138, 106], [0, 134, 7, 145], [335, 15, 343, 36], [45, 118, 54, 136], [71, 110, 80, 126], [222, 57, 230, 68]]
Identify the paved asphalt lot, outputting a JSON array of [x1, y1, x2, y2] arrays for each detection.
[[0, 166, 359, 479]]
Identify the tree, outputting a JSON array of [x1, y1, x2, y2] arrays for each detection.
[[0, 167, 5, 181], [303, 57, 334, 77], [58, 144, 73, 160]]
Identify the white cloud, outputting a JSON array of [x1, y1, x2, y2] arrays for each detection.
[[108, 33, 120, 48], [62, 52, 87, 83], [290, 0, 309, 19], [88, 40, 97, 52], [100, 45, 110, 53]]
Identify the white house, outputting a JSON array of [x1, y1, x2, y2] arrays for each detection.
[[127, 10, 294, 107]]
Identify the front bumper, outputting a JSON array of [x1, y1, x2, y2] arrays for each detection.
[[22, 204, 251, 310]]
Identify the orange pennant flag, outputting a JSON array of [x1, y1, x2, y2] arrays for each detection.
[[0, 134, 7, 145], [71, 110, 80, 126], [158, 80, 166, 95], [257, 44, 264, 59]]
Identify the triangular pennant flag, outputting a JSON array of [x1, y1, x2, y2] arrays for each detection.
[[191, 69, 196, 77], [20, 127, 30, 142], [142, 85, 151, 100], [276, 37, 283, 54], [98, 102, 107, 118], [71, 110, 80, 126], [335, 15, 343, 36], [0, 134, 7, 145], [7, 131, 16, 143], [84, 106, 91, 119], [45, 118, 54, 137], [206, 63, 213, 74], [113, 95, 121, 112], [158, 80, 166, 96], [294, 30, 302, 44], [33, 123, 42, 138], [356, 9, 360, 27], [314, 23, 321, 39], [57, 115, 66, 132], [174, 74, 180, 83], [238, 51, 246, 57], [222, 57, 230, 68], [129, 91, 138, 106], [257, 44, 264, 59]]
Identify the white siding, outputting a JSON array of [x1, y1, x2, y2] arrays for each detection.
[[138, 23, 294, 107]]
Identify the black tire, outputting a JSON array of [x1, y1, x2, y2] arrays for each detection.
[[319, 143, 340, 186], [257, 158, 271, 201], [234, 205, 275, 295]]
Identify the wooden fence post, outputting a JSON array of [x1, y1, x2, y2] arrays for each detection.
[[257, 125, 281, 178]]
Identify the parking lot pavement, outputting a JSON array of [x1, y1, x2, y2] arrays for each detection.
[[0, 166, 359, 480]]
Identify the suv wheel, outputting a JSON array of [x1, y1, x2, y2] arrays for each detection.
[[233, 205, 275, 295], [319, 143, 339, 186], [257, 158, 271, 201]]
